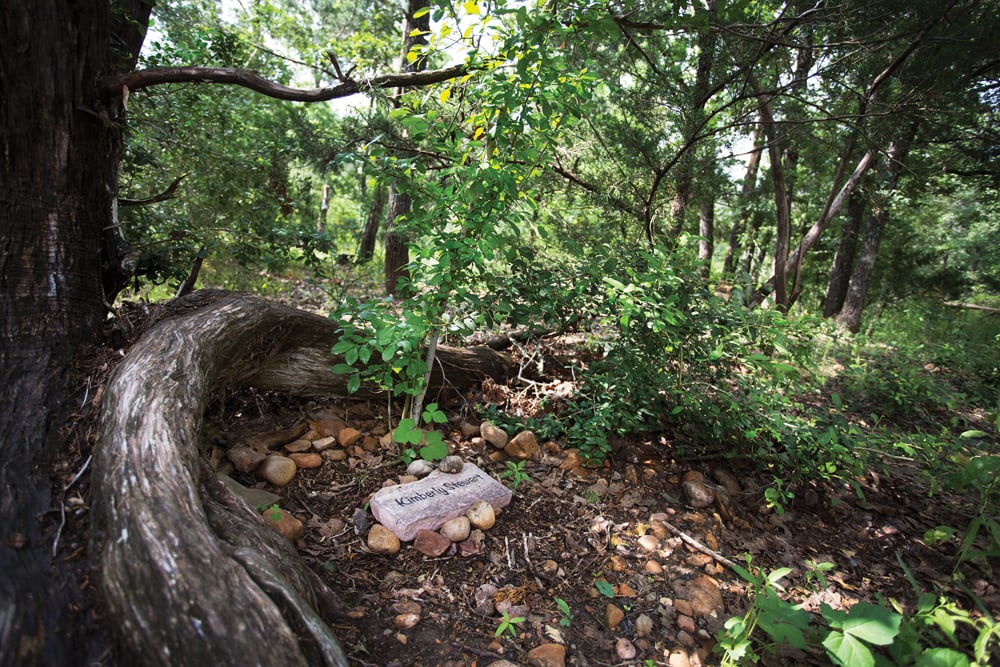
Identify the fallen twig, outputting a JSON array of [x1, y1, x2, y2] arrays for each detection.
[[660, 519, 739, 570], [450, 642, 507, 660]]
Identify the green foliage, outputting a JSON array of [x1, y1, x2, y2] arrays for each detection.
[[392, 404, 450, 461], [494, 609, 525, 639], [122, 0, 346, 294], [257, 503, 283, 522], [392, 417, 448, 461], [330, 297, 429, 397], [554, 597, 573, 627], [718, 556, 1000, 667], [499, 460, 530, 490], [923, 446, 1000, 576], [886, 590, 1000, 667], [594, 579, 615, 599]]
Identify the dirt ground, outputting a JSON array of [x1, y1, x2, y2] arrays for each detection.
[[52, 294, 999, 667]]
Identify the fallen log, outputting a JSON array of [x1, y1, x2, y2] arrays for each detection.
[[943, 301, 1000, 315], [91, 291, 514, 665]]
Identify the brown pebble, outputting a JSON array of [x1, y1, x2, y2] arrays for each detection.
[[289, 452, 323, 469], [337, 427, 362, 447], [606, 603, 624, 630], [413, 529, 451, 557]]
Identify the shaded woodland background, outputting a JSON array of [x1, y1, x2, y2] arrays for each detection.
[[1, 0, 998, 664]]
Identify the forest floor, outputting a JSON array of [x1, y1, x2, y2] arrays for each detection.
[[56, 285, 999, 667], [203, 378, 996, 667]]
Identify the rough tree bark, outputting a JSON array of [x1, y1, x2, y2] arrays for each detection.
[[0, 2, 149, 663], [92, 291, 514, 664], [1, 3, 473, 661], [822, 184, 868, 317]]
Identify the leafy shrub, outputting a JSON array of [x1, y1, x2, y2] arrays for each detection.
[[718, 556, 1000, 666]]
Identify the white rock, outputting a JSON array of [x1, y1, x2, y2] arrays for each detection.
[[257, 456, 297, 487], [406, 459, 435, 477], [466, 500, 496, 530], [615, 637, 637, 660], [440, 516, 471, 542]]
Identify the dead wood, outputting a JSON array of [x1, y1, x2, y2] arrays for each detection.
[[944, 301, 1000, 315], [91, 291, 514, 664]]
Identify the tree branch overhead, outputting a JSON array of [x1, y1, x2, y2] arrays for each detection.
[[102, 64, 469, 102]]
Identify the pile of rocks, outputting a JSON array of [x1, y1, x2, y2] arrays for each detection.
[[222, 416, 373, 488], [366, 456, 513, 556]]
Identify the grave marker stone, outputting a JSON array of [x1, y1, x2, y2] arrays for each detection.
[[369, 463, 512, 541]]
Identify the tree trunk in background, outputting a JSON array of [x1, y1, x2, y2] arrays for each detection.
[[723, 127, 763, 279], [747, 149, 876, 308], [384, 0, 430, 295], [357, 182, 386, 264], [665, 0, 717, 243], [0, 2, 149, 663], [319, 184, 330, 234], [754, 87, 791, 311], [836, 125, 917, 332], [822, 184, 868, 317], [698, 199, 715, 281], [384, 182, 412, 293]]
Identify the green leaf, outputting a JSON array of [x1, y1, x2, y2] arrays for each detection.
[[595, 579, 615, 598], [915, 648, 970, 667], [766, 567, 794, 587], [924, 525, 958, 544], [730, 562, 757, 584], [332, 340, 355, 354], [394, 418, 423, 445], [358, 346, 372, 365], [959, 430, 987, 439], [345, 346, 358, 365], [839, 602, 901, 645], [822, 629, 875, 667], [419, 431, 449, 461], [959, 455, 1000, 486], [347, 375, 361, 394], [331, 363, 355, 375]]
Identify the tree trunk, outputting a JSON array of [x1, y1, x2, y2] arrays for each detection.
[[384, 0, 430, 295], [822, 184, 868, 317], [836, 125, 916, 332], [357, 182, 386, 264], [0, 2, 148, 663], [91, 291, 513, 664], [754, 85, 791, 311], [384, 182, 413, 294], [723, 127, 763, 279], [747, 149, 876, 308], [698, 198, 715, 281]]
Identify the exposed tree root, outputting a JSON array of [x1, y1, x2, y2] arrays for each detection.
[[91, 291, 513, 664]]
